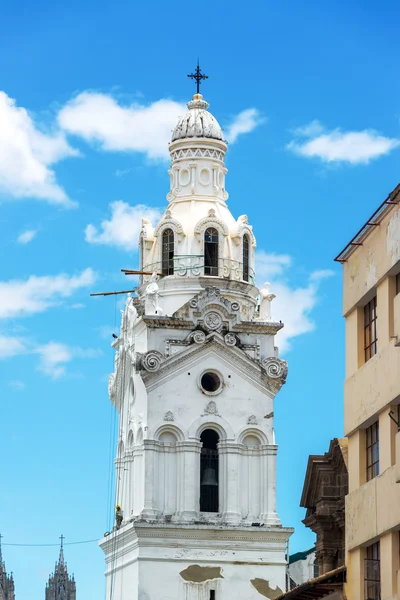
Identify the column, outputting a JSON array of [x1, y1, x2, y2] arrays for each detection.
[[141, 440, 160, 519], [219, 441, 241, 524], [263, 445, 280, 525], [176, 441, 201, 522]]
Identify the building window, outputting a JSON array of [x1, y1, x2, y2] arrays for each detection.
[[366, 422, 379, 481], [204, 228, 219, 276], [243, 234, 250, 282], [161, 229, 174, 275], [364, 542, 380, 600], [364, 297, 377, 362], [200, 429, 219, 512], [396, 272, 400, 296], [313, 559, 319, 578], [209, 592, 215, 600]]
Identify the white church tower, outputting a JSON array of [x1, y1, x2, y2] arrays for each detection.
[[100, 69, 293, 600]]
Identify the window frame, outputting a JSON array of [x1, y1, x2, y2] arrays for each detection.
[[204, 227, 219, 277], [366, 421, 379, 482], [396, 272, 400, 296], [364, 296, 378, 362], [161, 228, 175, 276], [364, 542, 380, 600], [243, 234, 250, 282]]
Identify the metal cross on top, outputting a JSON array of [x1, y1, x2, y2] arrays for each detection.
[[59, 534, 65, 548], [188, 62, 208, 94]]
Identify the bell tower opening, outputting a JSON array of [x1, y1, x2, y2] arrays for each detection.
[[200, 429, 219, 512], [243, 234, 250, 282], [204, 228, 219, 276], [162, 228, 174, 275]]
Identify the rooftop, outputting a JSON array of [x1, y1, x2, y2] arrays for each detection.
[[334, 183, 400, 263]]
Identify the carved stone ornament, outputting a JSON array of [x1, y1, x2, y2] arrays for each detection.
[[247, 415, 258, 425], [108, 373, 116, 399], [164, 411, 174, 422], [261, 357, 288, 381], [224, 333, 237, 347], [204, 311, 223, 331], [231, 302, 240, 312], [142, 350, 164, 372], [204, 400, 219, 415], [191, 330, 206, 344]]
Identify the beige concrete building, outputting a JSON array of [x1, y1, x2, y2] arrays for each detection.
[[335, 183, 400, 600]]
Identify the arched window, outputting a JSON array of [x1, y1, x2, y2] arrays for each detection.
[[162, 229, 174, 275], [204, 228, 219, 276], [200, 429, 219, 512], [243, 234, 250, 282]]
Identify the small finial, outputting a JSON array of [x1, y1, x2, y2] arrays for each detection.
[[0, 533, 3, 562], [188, 61, 208, 95]]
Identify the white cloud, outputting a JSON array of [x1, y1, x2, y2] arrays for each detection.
[[58, 92, 186, 160], [9, 380, 25, 391], [85, 201, 161, 251], [17, 229, 37, 244], [255, 252, 334, 352], [0, 91, 78, 206], [254, 251, 292, 280], [58, 91, 263, 159], [0, 335, 27, 358], [0, 268, 96, 319], [287, 120, 400, 164], [225, 108, 265, 144], [36, 342, 101, 379], [115, 167, 132, 177]]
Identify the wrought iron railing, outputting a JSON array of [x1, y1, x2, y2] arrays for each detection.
[[142, 255, 255, 284], [364, 559, 381, 600]]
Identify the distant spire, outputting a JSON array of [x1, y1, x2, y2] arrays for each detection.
[[58, 534, 65, 565], [187, 60, 208, 95], [45, 537, 76, 600], [0, 532, 3, 564]]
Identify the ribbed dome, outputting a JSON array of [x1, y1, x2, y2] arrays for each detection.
[[171, 94, 223, 142]]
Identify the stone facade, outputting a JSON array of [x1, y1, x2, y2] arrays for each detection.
[[45, 545, 76, 600], [300, 438, 348, 576], [100, 87, 293, 599], [337, 184, 400, 600], [288, 547, 317, 587], [0, 544, 15, 600]]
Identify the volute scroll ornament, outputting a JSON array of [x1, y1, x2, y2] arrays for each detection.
[[261, 357, 288, 381], [224, 333, 237, 347], [142, 350, 164, 372], [191, 330, 206, 344]]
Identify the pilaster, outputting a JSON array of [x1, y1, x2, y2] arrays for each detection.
[[218, 441, 241, 523], [174, 440, 202, 522]]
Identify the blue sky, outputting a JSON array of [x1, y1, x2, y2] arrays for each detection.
[[1, 0, 400, 598]]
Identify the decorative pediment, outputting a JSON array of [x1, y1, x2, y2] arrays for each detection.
[[194, 210, 229, 240], [175, 286, 241, 333], [139, 335, 279, 397], [154, 210, 185, 242]]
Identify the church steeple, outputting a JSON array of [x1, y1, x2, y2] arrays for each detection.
[[0, 535, 15, 600], [45, 537, 76, 600]]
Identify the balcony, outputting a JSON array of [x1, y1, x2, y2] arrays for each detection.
[[142, 255, 256, 285], [346, 466, 400, 551]]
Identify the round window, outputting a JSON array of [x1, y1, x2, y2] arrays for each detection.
[[200, 371, 222, 395]]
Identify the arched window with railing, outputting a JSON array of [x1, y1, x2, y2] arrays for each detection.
[[243, 234, 250, 282], [200, 429, 219, 512], [162, 229, 174, 275], [204, 228, 219, 276]]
